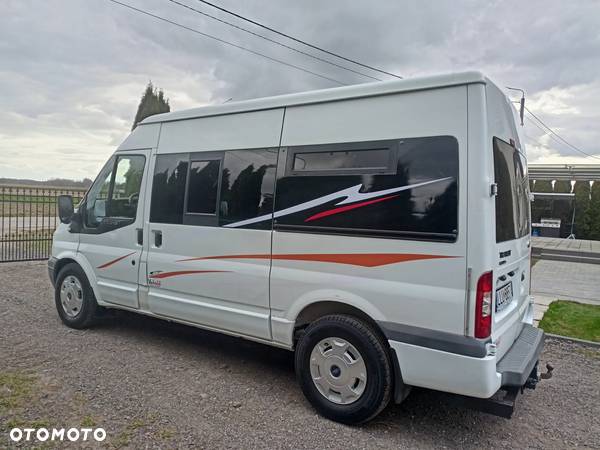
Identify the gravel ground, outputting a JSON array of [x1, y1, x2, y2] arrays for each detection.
[[1, 261, 599, 449]]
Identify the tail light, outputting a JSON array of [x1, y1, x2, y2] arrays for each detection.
[[474, 271, 493, 339]]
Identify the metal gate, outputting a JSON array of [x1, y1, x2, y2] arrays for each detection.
[[0, 185, 86, 263]]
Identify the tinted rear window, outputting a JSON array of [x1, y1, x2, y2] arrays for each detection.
[[494, 137, 530, 242], [150, 154, 188, 224], [219, 149, 277, 228], [275, 136, 459, 241], [187, 160, 220, 214]]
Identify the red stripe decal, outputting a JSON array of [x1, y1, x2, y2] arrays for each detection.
[[304, 194, 399, 222], [149, 270, 229, 279], [97, 251, 136, 269], [178, 253, 457, 268]]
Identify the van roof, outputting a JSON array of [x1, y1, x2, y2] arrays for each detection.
[[141, 71, 490, 125]]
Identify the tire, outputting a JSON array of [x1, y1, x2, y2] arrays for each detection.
[[54, 263, 99, 329], [295, 314, 393, 425]]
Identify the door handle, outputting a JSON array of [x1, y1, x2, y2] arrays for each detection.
[[152, 230, 162, 248], [136, 228, 143, 245]]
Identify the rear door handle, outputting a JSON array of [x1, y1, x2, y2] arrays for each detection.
[[152, 230, 162, 248], [136, 228, 143, 245]]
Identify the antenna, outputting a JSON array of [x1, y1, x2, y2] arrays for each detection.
[[506, 86, 525, 126]]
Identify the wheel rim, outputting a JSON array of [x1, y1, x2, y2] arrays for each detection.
[[60, 275, 84, 318], [309, 337, 367, 405]]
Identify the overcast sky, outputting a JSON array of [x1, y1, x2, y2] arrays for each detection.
[[1, 0, 599, 181]]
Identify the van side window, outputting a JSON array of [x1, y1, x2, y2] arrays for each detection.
[[275, 136, 459, 241], [84, 155, 145, 228], [84, 157, 114, 227], [150, 154, 189, 224], [293, 148, 391, 172], [219, 149, 278, 228], [110, 156, 146, 218], [187, 160, 220, 214]]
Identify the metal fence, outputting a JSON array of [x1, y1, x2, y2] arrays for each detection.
[[0, 185, 86, 263]]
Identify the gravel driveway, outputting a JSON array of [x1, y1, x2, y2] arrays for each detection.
[[1, 262, 599, 449]]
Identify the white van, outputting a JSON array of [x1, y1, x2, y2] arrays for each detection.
[[50, 71, 546, 424]]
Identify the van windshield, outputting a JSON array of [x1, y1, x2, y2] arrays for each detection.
[[494, 137, 530, 243]]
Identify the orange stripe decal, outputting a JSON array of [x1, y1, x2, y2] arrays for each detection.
[[97, 251, 136, 269], [149, 270, 229, 279], [178, 253, 457, 267]]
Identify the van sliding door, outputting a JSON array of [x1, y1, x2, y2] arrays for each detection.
[[143, 109, 285, 340]]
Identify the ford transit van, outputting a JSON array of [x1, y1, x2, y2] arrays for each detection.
[[49, 71, 544, 424]]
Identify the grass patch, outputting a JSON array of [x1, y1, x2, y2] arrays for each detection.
[[539, 301, 600, 342], [112, 416, 154, 449], [0, 372, 37, 412], [6, 417, 51, 429], [80, 415, 97, 427], [531, 257, 540, 268], [156, 428, 175, 440], [576, 348, 600, 360]]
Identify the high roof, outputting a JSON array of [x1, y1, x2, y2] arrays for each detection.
[[141, 71, 489, 125]]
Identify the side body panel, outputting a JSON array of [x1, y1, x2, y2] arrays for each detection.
[[270, 86, 470, 347], [464, 83, 496, 336], [143, 109, 285, 340]]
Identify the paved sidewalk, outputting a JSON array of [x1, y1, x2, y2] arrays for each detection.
[[531, 259, 600, 326], [532, 236, 600, 264], [531, 259, 600, 304], [532, 294, 556, 327]]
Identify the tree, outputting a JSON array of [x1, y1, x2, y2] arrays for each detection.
[[553, 180, 571, 193], [585, 181, 600, 240], [573, 180, 591, 239], [131, 82, 170, 130], [533, 180, 553, 193], [553, 180, 573, 236], [531, 179, 553, 223]]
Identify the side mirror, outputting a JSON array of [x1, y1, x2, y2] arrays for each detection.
[[57, 195, 74, 224]]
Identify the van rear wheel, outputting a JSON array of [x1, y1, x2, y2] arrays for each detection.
[[295, 314, 392, 424], [54, 263, 99, 329]]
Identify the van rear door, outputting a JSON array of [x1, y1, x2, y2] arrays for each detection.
[[491, 136, 531, 358]]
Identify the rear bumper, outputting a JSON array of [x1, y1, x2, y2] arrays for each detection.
[[385, 323, 545, 401], [497, 324, 544, 387]]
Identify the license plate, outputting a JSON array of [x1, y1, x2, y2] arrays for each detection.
[[495, 282, 513, 313]]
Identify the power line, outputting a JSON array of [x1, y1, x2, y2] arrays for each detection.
[[525, 107, 600, 161], [524, 132, 551, 150], [525, 115, 596, 159], [106, 0, 347, 86], [193, 0, 402, 79], [165, 0, 381, 82], [525, 115, 566, 147]]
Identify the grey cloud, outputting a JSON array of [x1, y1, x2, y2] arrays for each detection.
[[1, 0, 599, 180]]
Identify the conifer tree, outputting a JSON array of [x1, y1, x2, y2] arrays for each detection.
[[585, 181, 600, 240], [132, 82, 170, 130], [573, 180, 591, 239]]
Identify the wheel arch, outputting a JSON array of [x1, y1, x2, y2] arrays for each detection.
[[53, 257, 78, 283], [53, 252, 102, 303], [293, 300, 388, 348]]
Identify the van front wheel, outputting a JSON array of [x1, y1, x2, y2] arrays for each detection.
[[295, 314, 392, 424], [54, 263, 99, 329]]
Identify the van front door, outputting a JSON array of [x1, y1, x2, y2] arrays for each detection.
[[78, 151, 149, 309]]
